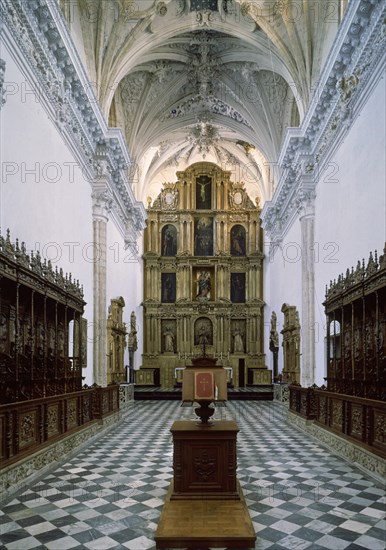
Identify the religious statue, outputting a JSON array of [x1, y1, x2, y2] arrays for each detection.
[[163, 326, 175, 352], [196, 270, 211, 301], [197, 179, 210, 202], [128, 311, 138, 352], [269, 311, 279, 381], [127, 311, 138, 383], [233, 328, 244, 353], [269, 312, 279, 349]]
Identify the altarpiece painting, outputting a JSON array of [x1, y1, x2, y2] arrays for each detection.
[[231, 272, 246, 303], [161, 273, 176, 303], [194, 217, 213, 256], [230, 224, 246, 256], [161, 224, 177, 256]]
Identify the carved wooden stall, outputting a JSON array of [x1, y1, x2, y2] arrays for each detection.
[[290, 246, 386, 461], [0, 230, 120, 471], [0, 230, 86, 403], [324, 248, 386, 401], [140, 161, 271, 388]]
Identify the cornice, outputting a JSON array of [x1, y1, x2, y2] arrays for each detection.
[[261, 0, 386, 245], [1, 0, 146, 254]]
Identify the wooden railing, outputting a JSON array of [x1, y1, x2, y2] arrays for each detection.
[[289, 385, 386, 458], [0, 385, 119, 467], [289, 383, 318, 419]]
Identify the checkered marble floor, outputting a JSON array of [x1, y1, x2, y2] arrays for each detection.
[[1, 401, 385, 549]]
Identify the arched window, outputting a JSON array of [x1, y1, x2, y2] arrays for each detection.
[[329, 320, 341, 359]]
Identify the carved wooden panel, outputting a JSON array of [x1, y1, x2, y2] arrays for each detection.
[[330, 399, 343, 433], [1, 386, 120, 467], [171, 420, 239, 499], [373, 410, 386, 453], [0, 415, 4, 460], [47, 404, 60, 438], [19, 410, 38, 450], [67, 399, 78, 429], [349, 404, 364, 441]]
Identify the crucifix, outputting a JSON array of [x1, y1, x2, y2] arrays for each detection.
[[198, 377, 210, 393]]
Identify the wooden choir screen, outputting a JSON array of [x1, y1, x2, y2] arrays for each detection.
[[0, 230, 86, 404], [290, 245, 386, 460], [324, 245, 386, 401]]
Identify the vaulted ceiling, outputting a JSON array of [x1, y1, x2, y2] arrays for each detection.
[[64, 0, 342, 204]]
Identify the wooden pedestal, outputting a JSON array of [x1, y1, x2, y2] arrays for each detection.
[[155, 420, 256, 548], [171, 420, 239, 500]]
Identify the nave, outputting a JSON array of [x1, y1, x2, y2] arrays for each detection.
[[1, 402, 384, 550]]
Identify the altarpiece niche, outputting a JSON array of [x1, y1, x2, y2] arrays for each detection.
[[194, 217, 213, 256], [141, 162, 270, 388], [161, 224, 177, 256], [161, 273, 176, 303]]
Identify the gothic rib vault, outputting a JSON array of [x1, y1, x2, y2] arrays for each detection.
[[64, 0, 343, 205]]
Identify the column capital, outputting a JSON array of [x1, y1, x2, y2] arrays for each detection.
[[92, 188, 113, 222], [296, 187, 316, 219]]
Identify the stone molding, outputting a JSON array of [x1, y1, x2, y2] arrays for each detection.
[[261, 0, 386, 245], [289, 411, 386, 483], [1, 0, 146, 254], [0, 411, 121, 505]]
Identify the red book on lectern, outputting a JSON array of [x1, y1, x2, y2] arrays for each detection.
[[194, 371, 214, 400]]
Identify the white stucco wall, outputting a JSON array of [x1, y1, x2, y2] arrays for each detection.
[[106, 221, 144, 372], [0, 46, 92, 384], [263, 220, 302, 375], [264, 71, 386, 386], [313, 72, 386, 383]]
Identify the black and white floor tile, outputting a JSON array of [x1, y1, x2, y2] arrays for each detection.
[[1, 401, 385, 549]]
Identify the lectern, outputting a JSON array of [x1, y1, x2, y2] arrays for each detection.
[[155, 355, 256, 548]]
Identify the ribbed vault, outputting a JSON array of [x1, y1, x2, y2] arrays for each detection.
[[64, 0, 342, 204]]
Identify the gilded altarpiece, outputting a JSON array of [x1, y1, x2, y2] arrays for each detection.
[[141, 162, 270, 388]]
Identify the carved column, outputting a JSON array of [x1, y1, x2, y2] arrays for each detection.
[[92, 188, 112, 387], [146, 222, 152, 253], [178, 220, 185, 253], [299, 188, 316, 387]]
